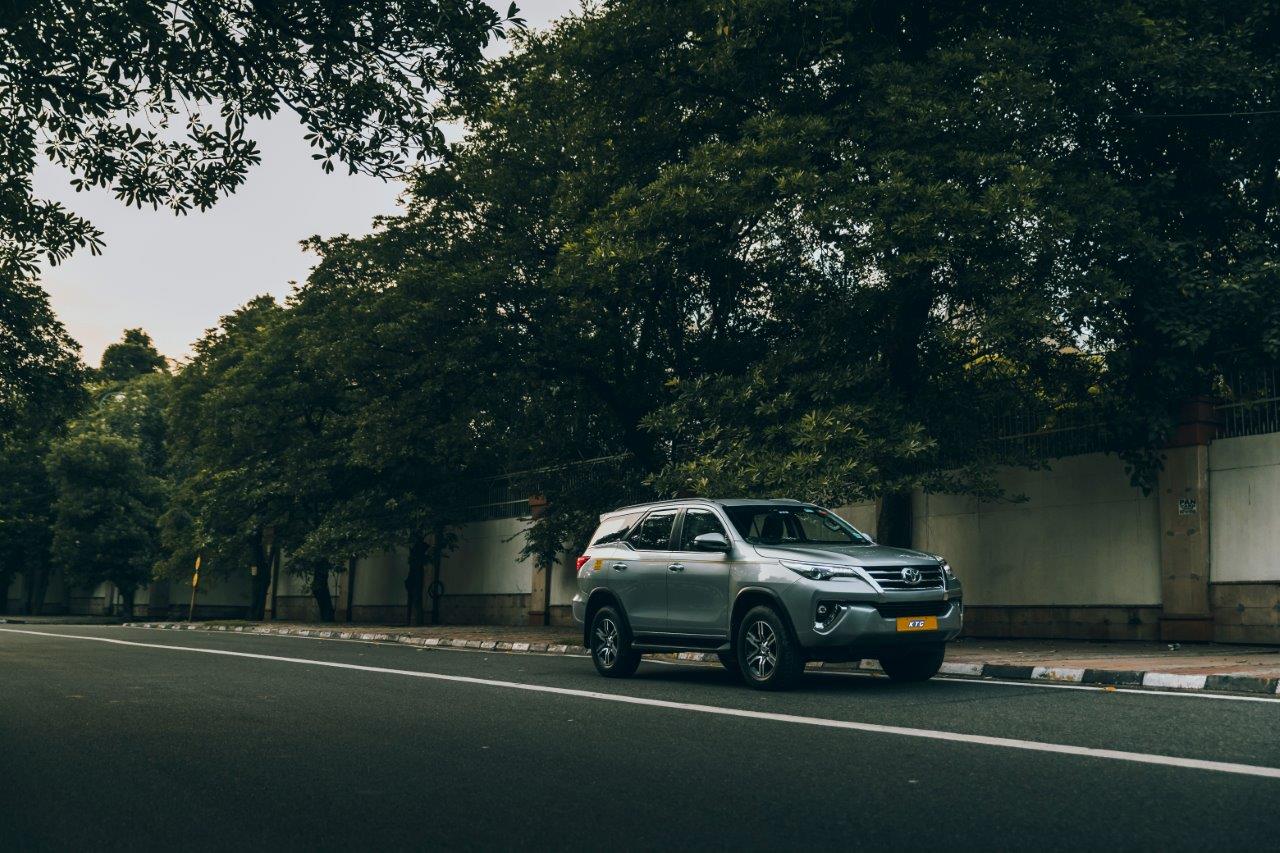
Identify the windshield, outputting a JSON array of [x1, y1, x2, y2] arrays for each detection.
[[724, 505, 872, 546]]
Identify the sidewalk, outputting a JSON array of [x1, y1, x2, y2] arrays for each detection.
[[123, 621, 1280, 696]]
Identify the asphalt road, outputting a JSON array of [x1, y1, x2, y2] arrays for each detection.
[[2, 626, 1278, 852]]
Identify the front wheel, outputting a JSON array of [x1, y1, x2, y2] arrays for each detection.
[[736, 605, 804, 690], [879, 642, 946, 682], [589, 606, 641, 678]]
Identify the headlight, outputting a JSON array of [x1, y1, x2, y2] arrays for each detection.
[[780, 560, 859, 581], [940, 560, 956, 580]]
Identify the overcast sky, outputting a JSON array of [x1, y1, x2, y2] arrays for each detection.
[[35, 0, 579, 366]]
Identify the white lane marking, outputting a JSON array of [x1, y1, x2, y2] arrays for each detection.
[[814, 668, 1280, 704], [5, 627, 1280, 780]]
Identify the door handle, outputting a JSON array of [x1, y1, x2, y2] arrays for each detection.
[[611, 563, 628, 572], [667, 563, 685, 572]]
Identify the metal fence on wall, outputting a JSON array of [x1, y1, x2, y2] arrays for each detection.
[[984, 405, 1110, 461], [459, 454, 647, 522], [1216, 366, 1280, 439], [461, 365, 1280, 520]]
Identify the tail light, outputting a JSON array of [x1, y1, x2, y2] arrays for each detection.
[[575, 555, 590, 570]]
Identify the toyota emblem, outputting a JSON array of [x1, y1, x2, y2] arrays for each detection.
[[901, 567, 922, 585]]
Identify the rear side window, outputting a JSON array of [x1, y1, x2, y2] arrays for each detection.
[[627, 510, 678, 551], [589, 512, 643, 547]]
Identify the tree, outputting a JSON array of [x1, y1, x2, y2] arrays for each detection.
[[0, 288, 83, 613], [1034, 2, 1280, 483], [157, 0, 1280, 595], [1, 0, 519, 456], [0, 435, 59, 615], [46, 427, 163, 616], [98, 329, 168, 382], [165, 292, 378, 623], [1, 0, 519, 273], [383, 0, 1280, 549], [0, 276, 85, 433], [39, 358, 171, 617], [164, 297, 287, 619], [333, 0, 1094, 552], [294, 236, 510, 624]]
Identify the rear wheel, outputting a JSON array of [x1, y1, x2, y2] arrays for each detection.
[[589, 606, 641, 678], [736, 605, 804, 690], [879, 642, 946, 682]]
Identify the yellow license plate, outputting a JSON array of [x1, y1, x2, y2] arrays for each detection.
[[896, 616, 938, 632]]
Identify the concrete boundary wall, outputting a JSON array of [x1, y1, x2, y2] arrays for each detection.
[[7, 441, 1280, 642]]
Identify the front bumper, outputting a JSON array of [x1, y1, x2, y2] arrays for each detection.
[[782, 578, 963, 659]]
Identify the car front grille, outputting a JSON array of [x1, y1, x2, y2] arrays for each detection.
[[862, 565, 945, 590], [874, 600, 952, 618]]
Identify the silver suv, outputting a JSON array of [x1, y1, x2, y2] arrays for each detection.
[[572, 499, 962, 690]]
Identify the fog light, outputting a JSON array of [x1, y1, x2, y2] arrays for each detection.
[[816, 601, 842, 629]]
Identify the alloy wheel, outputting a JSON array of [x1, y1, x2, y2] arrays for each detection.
[[595, 617, 619, 668], [744, 619, 777, 680]]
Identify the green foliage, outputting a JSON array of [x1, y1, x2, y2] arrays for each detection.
[[0, 0, 517, 468], [162, 297, 287, 591], [46, 426, 164, 605], [40, 365, 171, 608], [349, 0, 1280, 542], [646, 366, 996, 508], [0, 0, 519, 275], [20, 0, 1280, 595], [0, 275, 85, 434], [98, 329, 168, 382], [0, 433, 59, 614]]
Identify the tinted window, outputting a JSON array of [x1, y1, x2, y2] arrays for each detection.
[[678, 509, 727, 550], [627, 510, 678, 550], [724, 505, 871, 545], [589, 512, 643, 547]]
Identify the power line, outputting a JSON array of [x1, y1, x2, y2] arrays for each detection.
[[1121, 108, 1280, 119]]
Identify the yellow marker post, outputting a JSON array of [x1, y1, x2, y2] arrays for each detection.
[[187, 555, 202, 622]]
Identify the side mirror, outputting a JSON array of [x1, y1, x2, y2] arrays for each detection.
[[692, 532, 731, 552]]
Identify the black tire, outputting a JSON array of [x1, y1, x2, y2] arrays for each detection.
[[717, 651, 741, 677], [879, 642, 946, 682], [736, 605, 804, 690], [589, 605, 641, 678]]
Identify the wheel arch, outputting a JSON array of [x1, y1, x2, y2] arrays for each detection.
[[582, 588, 628, 647], [730, 586, 800, 650]]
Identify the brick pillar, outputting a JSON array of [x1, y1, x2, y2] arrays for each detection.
[[526, 495, 551, 626], [1157, 397, 1216, 642]]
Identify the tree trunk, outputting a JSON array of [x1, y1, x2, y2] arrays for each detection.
[[429, 521, 444, 626], [877, 492, 914, 548], [268, 546, 281, 621], [248, 534, 274, 621], [311, 565, 335, 622], [0, 570, 11, 615], [120, 586, 137, 619], [346, 555, 358, 624], [880, 269, 934, 551], [405, 538, 428, 626], [26, 566, 50, 615]]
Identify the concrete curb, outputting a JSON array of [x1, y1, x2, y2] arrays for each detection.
[[123, 622, 1280, 697]]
